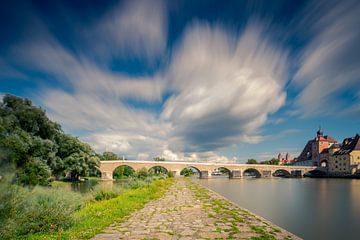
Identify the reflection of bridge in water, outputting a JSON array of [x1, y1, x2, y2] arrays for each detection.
[[100, 160, 316, 180]]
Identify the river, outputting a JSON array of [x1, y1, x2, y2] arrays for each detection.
[[196, 177, 360, 240]]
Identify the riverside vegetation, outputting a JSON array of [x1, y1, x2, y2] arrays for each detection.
[[0, 170, 174, 239], [0, 94, 175, 239]]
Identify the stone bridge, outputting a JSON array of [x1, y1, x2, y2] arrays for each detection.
[[100, 160, 316, 180]]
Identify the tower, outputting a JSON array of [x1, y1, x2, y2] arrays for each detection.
[[317, 126, 323, 138]]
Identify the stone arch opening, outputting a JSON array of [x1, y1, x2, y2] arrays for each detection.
[[180, 166, 201, 177], [212, 167, 231, 177], [320, 159, 328, 168], [148, 166, 168, 175], [272, 169, 291, 178], [243, 168, 261, 178], [112, 165, 135, 179]]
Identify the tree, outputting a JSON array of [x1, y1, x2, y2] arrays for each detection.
[[101, 151, 118, 160], [56, 134, 99, 181], [180, 168, 193, 177], [153, 156, 165, 161], [0, 94, 100, 185], [260, 158, 279, 165], [113, 166, 134, 179], [246, 159, 258, 164]]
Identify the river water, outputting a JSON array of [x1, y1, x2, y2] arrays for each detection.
[[196, 177, 360, 240]]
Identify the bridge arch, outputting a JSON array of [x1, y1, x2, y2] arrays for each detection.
[[272, 169, 291, 177], [180, 166, 201, 177], [212, 167, 232, 178], [243, 168, 262, 178], [148, 165, 169, 175], [320, 159, 328, 168], [112, 165, 135, 179]]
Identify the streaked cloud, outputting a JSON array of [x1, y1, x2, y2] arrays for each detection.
[[84, 0, 167, 61], [293, 0, 360, 117], [2, 0, 359, 162], [163, 22, 288, 151]]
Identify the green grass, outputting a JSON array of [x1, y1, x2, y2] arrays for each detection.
[[51, 180, 72, 187], [27, 178, 174, 240]]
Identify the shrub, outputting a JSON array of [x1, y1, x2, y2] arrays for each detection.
[[91, 185, 122, 201], [0, 179, 27, 239], [167, 171, 175, 178], [16, 186, 84, 236], [125, 178, 147, 189], [133, 167, 149, 179]]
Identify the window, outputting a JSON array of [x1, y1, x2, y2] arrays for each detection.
[[335, 165, 338, 168]]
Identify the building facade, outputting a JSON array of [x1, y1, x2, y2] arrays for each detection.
[[293, 128, 337, 167], [277, 152, 294, 165], [328, 134, 360, 174]]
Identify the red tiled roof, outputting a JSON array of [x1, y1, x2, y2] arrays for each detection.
[[318, 135, 337, 142]]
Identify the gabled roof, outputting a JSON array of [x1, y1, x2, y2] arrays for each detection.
[[318, 135, 337, 142], [334, 134, 360, 155]]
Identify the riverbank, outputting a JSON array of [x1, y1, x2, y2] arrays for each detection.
[[92, 178, 299, 240], [27, 178, 174, 240]]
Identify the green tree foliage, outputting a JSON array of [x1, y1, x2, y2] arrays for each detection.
[[260, 158, 280, 165], [153, 156, 165, 161], [101, 151, 118, 160], [246, 159, 258, 164], [0, 95, 99, 185], [113, 166, 134, 179], [149, 166, 168, 175], [180, 167, 194, 177]]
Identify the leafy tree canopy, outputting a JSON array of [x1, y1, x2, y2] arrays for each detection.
[[246, 159, 258, 164], [101, 151, 118, 160], [0, 94, 100, 185]]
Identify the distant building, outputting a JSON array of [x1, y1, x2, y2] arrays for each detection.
[[328, 134, 360, 174], [277, 152, 294, 165], [293, 128, 337, 167]]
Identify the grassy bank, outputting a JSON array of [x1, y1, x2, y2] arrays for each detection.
[[28, 177, 174, 239]]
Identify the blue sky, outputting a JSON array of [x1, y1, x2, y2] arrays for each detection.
[[0, 0, 359, 162]]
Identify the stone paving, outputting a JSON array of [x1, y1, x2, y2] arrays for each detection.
[[92, 178, 300, 240]]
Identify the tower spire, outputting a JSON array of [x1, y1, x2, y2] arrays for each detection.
[[317, 125, 323, 137]]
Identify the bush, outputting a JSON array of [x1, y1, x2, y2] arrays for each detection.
[[0, 179, 27, 239], [16, 187, 84, 236], [125, 178, 148, 189], [167, 171, 175, 178], [91, 185, 122, 201], [133, 167, 149, 179], [0, 177, 84, 239]]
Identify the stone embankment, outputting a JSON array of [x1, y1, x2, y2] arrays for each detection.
[[92, 178, 300, 240]]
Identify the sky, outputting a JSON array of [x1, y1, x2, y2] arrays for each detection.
[[0, 0, 359, 163]]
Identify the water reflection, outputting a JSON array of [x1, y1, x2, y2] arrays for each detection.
[[196, 178, 360, 240]]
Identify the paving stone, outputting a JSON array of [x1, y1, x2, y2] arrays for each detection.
[[91, 178, 301, 240]]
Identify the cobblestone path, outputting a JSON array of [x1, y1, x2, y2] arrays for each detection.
[[92, 178, 300, 240]]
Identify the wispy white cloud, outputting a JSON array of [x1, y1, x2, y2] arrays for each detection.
[[293, 0, 360, 117], [84, 0, 167, 61], [4, 5, 292, 162], [8, 19, 290, 161], [162, 21, 288, 151]]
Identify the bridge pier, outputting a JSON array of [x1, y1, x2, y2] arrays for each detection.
[[200, 170, 211, 179], [291, 170, 304, 177], [172, 170, 181, 177], [230, 170, 242, 179], [101, 171, 113, 181], [261, 170, 272, 178]]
